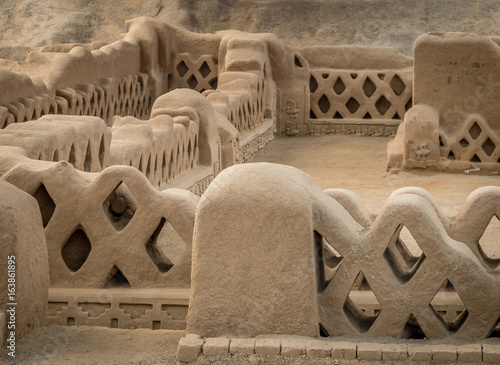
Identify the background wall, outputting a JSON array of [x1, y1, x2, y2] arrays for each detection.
[[1, 0, 500, 59]]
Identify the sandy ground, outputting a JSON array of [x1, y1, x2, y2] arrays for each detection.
[[248, 135, 500, 216], [4, 134, 500, 365]]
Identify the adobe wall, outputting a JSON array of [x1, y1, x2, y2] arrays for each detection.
[[0, 180, 48, 342]]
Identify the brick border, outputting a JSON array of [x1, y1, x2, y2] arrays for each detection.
[[177, 335, 500, 363]]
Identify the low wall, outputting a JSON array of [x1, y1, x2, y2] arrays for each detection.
[[188, 163, 500, 341], [389, 33, 500, 173]]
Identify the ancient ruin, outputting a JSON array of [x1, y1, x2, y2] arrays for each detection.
[[0, 5, 500, 364]]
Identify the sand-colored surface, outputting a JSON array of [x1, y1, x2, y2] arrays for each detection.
[[5, 134, 500, 364], [249, 135, 500, 215], [2, 1, 500, 58]]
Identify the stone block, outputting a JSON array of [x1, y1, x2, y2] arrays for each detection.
[[483, 343, 500, 363], [255, 338, 281, 355], [177, 334, 204, 363], [230, 338, 255, 355], [306, 340, 332, 358], [357, 343, 383, 361], [331, 342, 357, 360], [431, 344, 457, 362], [457, 343, 482, 363], [408, 343, 433, 361], [203, 337, 230, 356], [382, 343, 408, 361], [280, 339, 306, 356]]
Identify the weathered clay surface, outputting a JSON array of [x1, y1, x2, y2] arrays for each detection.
[[0, 180, 48, 341], [188, 162, 500, 341], [389, 32, 500, 172], [188, 162, 363, 338], [3, 1, 500, 57]]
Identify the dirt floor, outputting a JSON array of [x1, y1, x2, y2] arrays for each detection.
[[5, 134, 500, 364], [249, 135, 500, 216]]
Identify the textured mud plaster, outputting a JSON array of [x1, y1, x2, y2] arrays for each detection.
[[0, 180, 48, 340], [187, 162, 363, 337]]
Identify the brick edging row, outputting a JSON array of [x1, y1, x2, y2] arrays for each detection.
[[177, 334, 500, 363]]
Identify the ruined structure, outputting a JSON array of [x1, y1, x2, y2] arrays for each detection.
[[388, 33, 500, 172], [0, 14, 499, 364]]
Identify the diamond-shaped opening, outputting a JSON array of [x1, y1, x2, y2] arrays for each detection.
[[169, 150, 174, 180], [138, 155, 143, 172], [469, 121, 482, 140], [176, 60, 189, 77], [294, 55, 303, 68], [478, 216, 500, 270], [346, 98, 360, 114], [104, 265, 130, 288], [145, 155, 152, 180], [375, 95, 391, 115], [146, 218, 175, 273], [99, 136, 105, 169], [187, 74, 198, 89], [333, 111, 343, 119], [61, 227, 91, 272], [405, 98, 412, 111], [459, 138, 469, 148], [32, 184, 56, 228], [319, 323, 330, 337], [351, 272, 371, 291], [314, 232, 343, 291], [160, 222, 186, 265], [471, 154, 481, 163], [84, 142, 92, 172], [322, 239, 343, 270], [343, 271, 381, 333], [68, 144, 76, 167], [309, 75, 318, 93], [198, 61, 211, 78], [208, 78, 218, 89], [390, 74, 406, 96], [318, 94, 331, 114], [102, 182, 138, 231], [333, 77, 346, 95], [488, 318, 500, 338], [430, 279, 468, 332], [402, 314, 427, 339], [176, 144, 182, 173], [383, 224, 425, 283], [483, 137, 496, 157], [362, 77, 376, 97], [187, 139, 192, 160]]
